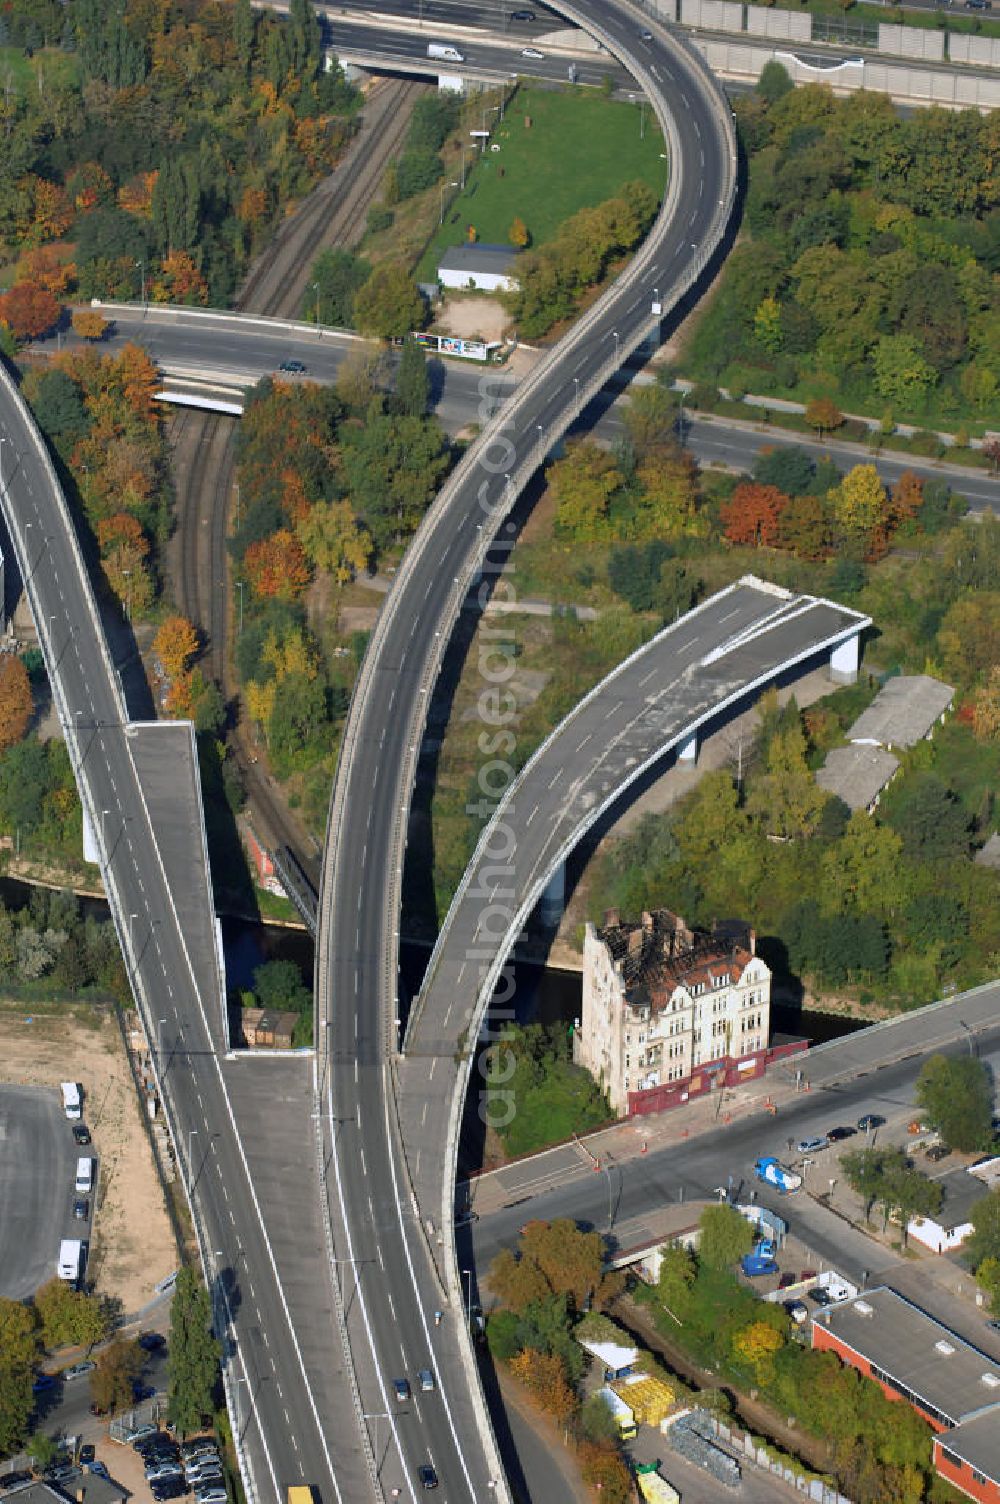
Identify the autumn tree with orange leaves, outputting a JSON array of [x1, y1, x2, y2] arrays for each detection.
[[720, 482, 788, 547], [244, 530, 311, 601], [508, 1352, 578, 1424], [16, 246, 75, 297], [71, 310, 109, 341], [153, 252, 209, 306], [0, 284, 62, 341], [154, 617, 199, 680], [0, 656, 33, 752]]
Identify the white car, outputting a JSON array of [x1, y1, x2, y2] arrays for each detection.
[[521, 46, 544, 58], [194, 1491, 227, 1504]]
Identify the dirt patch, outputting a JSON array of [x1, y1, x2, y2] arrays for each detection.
[[337, 604, 379, 634], [0, 1001, 177, 1314], [436, 294, 511, 342]]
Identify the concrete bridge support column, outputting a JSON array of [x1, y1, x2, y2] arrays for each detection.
[[678, 731, 698, 764], [830, 632, 861, 685], [538, 863, 566, 926]]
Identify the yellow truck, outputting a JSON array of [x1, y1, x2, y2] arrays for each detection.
[[287, 1488, 315, 1504], [635, 1462, 680, 1503]]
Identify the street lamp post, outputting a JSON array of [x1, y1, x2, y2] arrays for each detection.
[[461, 1267, 473, 1320], [122, 568, 132, 621], [612, 329, 620, 360], [0, 435, 6, 497], [312, 281, 321, 325], [188, 1127, 199, 1184], [235, 579, 245, 636], [136, 259, 146, 311], [439, 180, 459, 225], [234, 482, 241, 530], [363, 1412, 390, 1476]]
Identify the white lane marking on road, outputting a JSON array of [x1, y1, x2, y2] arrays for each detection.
[[677, 637, 699, 653], [387, 1290, 396, 1322], [381, 1061, 479, 1501], [526, 803, 538, 826], [354, 1059, 359, 1086], [428, 1058, 437, 1081], [421, 1102, 428, 1127], [359, 1146, 367, 1177], [640, 668, 657, 687], [576, 733, 592, 752], [547, 769, 560, 789]]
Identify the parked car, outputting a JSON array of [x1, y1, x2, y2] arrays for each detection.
[[797, 1136, 829, 1154], [510, 7, 535, 17], [418, 1465, 439, 1491], [827, 1126, 856, 1142], [808, 1286, 833, 1305], [84, 1463, 109, 1479], [278, 359, 306, 374], [986, 1319, 1000, 1332], [926, 1143, 951, 1162], [73, 1198, 89, 1221], [151, 1483, 187, 1502], [193, 1489, 228, 1504], [777, 1271, 798, 1289], [128, 1425, 160, 1446], [138, 1331, 166, 1351], [0, 1473, 33, 1493], [133, 1381, 156, 1402], [520, 47, 544, 57], [43, 1464, 77, 1484], [857, 1114, 885, 1131], [78, 1446, 95, 1466], [64, 1361, 95, 1382], [72, 1124, 91, 1146], [393, 1378, 411, 1402]]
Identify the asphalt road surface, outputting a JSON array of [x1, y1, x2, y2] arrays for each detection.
[[0, 1085, 84, 1301], [313, 3, 738, 1500], [66, 311, 1000, 513], [470, 1027, 1000, 1289]]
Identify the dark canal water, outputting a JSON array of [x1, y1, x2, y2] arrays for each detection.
[[0, 876, 865, 1046]]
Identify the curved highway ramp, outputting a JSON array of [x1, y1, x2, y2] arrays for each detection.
[[399, 576, 870, 1245]]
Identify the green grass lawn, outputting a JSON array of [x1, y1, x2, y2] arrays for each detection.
[[415, 86, 667, 282], [0, 45, 81, 95]]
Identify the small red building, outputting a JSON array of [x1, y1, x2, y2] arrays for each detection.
[[811, 1288, 1000, 1502]]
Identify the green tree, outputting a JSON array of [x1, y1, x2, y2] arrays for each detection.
[[938, 592, 1000, 684], [342, 413, 449, 550], [915, 1054, 994, 1153], [746, 722, 827, 839], [268, 670, 327, 767], [233, 0, 255, 68], [820, 810, 904, 918], [252, 958, 310, 1015], [754, 296, 782, 353], [297, 500, 370, 583], [580, 1392, 620, 1446], [0, 1298, 37, 1456], [33, 1278, 108, 1349], [353, 264, 426, 338], [831, 464, 888, 542], [550, 440, 623, 541], [757, 60, 793, 104], [394, 336, 429, 418], [91, 1339, 144, 1415], [841, 1148, 887, 1223], [871, 334, 937, 406], [167, 1267, 220, 1437], [306, 247, 371, 328], [881, 773, 970, 862], [655, 1245, 696, 1319], [698, 1204, 755, 1269], [975, 1255, 1000, 1315], [967, 1192, 1000, 1271]]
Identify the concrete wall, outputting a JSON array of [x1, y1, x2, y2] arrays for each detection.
[[878, 23, 945, 62], [681, 0, 744, 33], [948, 31, 1000, 68], [745, 7, 812, 43]]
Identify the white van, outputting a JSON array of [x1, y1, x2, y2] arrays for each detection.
[[61, 1082, 81, 1120], [58, 1239, 83, 1284], [75, 1157, 93, 1194], [427, 42, 464, 62]]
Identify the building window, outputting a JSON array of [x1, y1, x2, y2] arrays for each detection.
[[940, 1449, 962, 1470], [972, 1470, 987, 1486]]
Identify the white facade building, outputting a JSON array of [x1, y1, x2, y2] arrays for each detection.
[[577, 909, 772, 1118]]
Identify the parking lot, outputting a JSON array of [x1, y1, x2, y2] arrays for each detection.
[[0, 1084, 83, 1299]]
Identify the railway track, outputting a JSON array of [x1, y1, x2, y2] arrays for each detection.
[[167, 75, 424, 894]]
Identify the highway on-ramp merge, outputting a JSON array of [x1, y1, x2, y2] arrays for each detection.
[[314, 2, 737, 1501]]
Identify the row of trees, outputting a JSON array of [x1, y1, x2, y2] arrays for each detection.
[[506, 180, 659, 337], [0, 1278, 111, 1455], [231, 361, 448, 788], [688, 73, 1000, 422], [646, 1219, 937, 1504], [0, 885, 126, 995]]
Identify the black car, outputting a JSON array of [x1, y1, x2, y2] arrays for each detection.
[[72, 1124, 91, 1146], [857, 1114, 885, 1131], [138, 1331, 166, 1351], [78, 1447, 95, 1466], [418, 1465, 439, 1491], [510, 7, 535, 16], [808, 1286, 833, 1305], [827, 1126, 856, 1142], [0, 1473, 33, 1493], [151, 1485, 187, 1502], [73, 1198, 89, 1220], [926, 1143, 951, 1162], [138, 1443, 179, 1462], [278, 359, 306, 374]]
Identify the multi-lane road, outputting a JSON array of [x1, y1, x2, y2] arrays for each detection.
[[313, 2, 737, 1501]]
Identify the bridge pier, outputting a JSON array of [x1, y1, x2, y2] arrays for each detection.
[[677, 731, 698, 765], [830, 631, 861, 685], [538, 863, 566, 926]]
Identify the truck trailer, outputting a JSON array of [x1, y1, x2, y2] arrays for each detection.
[[754, 1156, 802, 1194], [60, 1082, 81, 1120], [597, 1386, 637, 1440]]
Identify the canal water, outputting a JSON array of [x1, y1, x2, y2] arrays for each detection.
[[0, 876, 864, 1046]]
